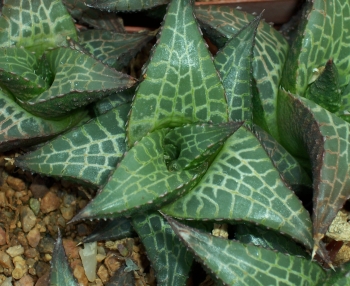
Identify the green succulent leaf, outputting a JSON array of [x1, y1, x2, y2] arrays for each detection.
[[93, 87, 135, 116], [235, 223, 309, 258], [50, 229, 78, 286], [281, 0, 350, 95], [278, 88, 350, 258], [162, 126, 314, 250], [78, 29, 156, 70], [305, 59, 341, 113], [253, 125, 312, 193], [132, 212, 193, 285], [127, 0, 228, 146], [195, 5, 289, 139], [15, 104, 130, 187], [322, 261, 350, 286], [72, 128, 208, 221], [214, 15, 259, 124], [87, 0, 170, 12], [166, 216, 326, 286], [336, 81, 350, 123], [17, 47, 137, 118], [164, 121, 243, 170], [0, 47, 49, 100], [0, 89, 85, 152], [0, 0, 77, 55], [83, 217, 135, 243], [62, 0, 125, 32]]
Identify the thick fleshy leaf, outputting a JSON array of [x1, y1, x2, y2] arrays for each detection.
[[83, 217, 135, 243], [71, 129, 208, 221], [253, 125, 312, 193], [166, 216, 326, 286], [305, 59, 341, 113], [164, 121, 242, 170], [277, 88, 350, 258], [336, 82, 350, 123], [0, 0, 77, 55], [63, 0, 125, 32], [132, 212, 193, 285], [16, 104, 130, 187], [281, 0, 350, 95], [162, 126, 313, 250], [79, 30, 156, 70], [214, 15, 259, 124], [127, 0, 228, 146], [0, 47, 48, 100], [235, 223, 309, 258], [87, 0, 170, 12], [18, 47, 137, 118], [93, 87, 135, 116], [195, 5, 288, 139], [322, 261, 350, 286], [50, 230, 78, 286], [0, 89, 85, 152]]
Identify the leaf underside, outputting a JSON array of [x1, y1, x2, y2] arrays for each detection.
[[127, 0, 228, 146], [166, 216, 326, 286]]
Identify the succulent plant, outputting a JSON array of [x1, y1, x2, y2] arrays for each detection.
[[3, 0, 350, 284]]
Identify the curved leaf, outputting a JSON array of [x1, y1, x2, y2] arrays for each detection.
[[127, 0, 228, 146], [71, 129, 208, 221], [167, 216, 326, 286], [132, 212, 193, 286], [162, 126, 314, 250], [281, 0, 350, 95], [79, 30, 156, 70], [323, 261, 350, 286], [0, 89, 85, 152], [277, 88, 350, 259], [0, 47, 48, 100], [195, 5, 289, 139], [83, 217, 135, 243], [63, 0, 125, 32], [16, 104, 130, 187], [235, 223, 309, 258], [87, 0, 170, 12], [0, 0, 77, 54], [50, 229, 78, 286], [18, 47, 136, 118], [214, 15, 260, 124]]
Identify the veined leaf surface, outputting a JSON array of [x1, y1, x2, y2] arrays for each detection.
[[16, 104, 130, 187], [78, 30, 156, 70], [87, 0, 170, 12], [127, 0, 228, 146], [132, 212, 193, 286], [162, 126, 313, 249], [278, 88, 350, 259], [196, 5, 288, 139], [62, 0, 125, 32], [0, 47, 48, 100], [71, 129, 207, 222], [0, 89, 85, 152], [0, 0, 77, 55], [214, 15, 259, 124], [167, 217, 326, 286], [281, 0, 350, 95], [17, 47, 136, 118]]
